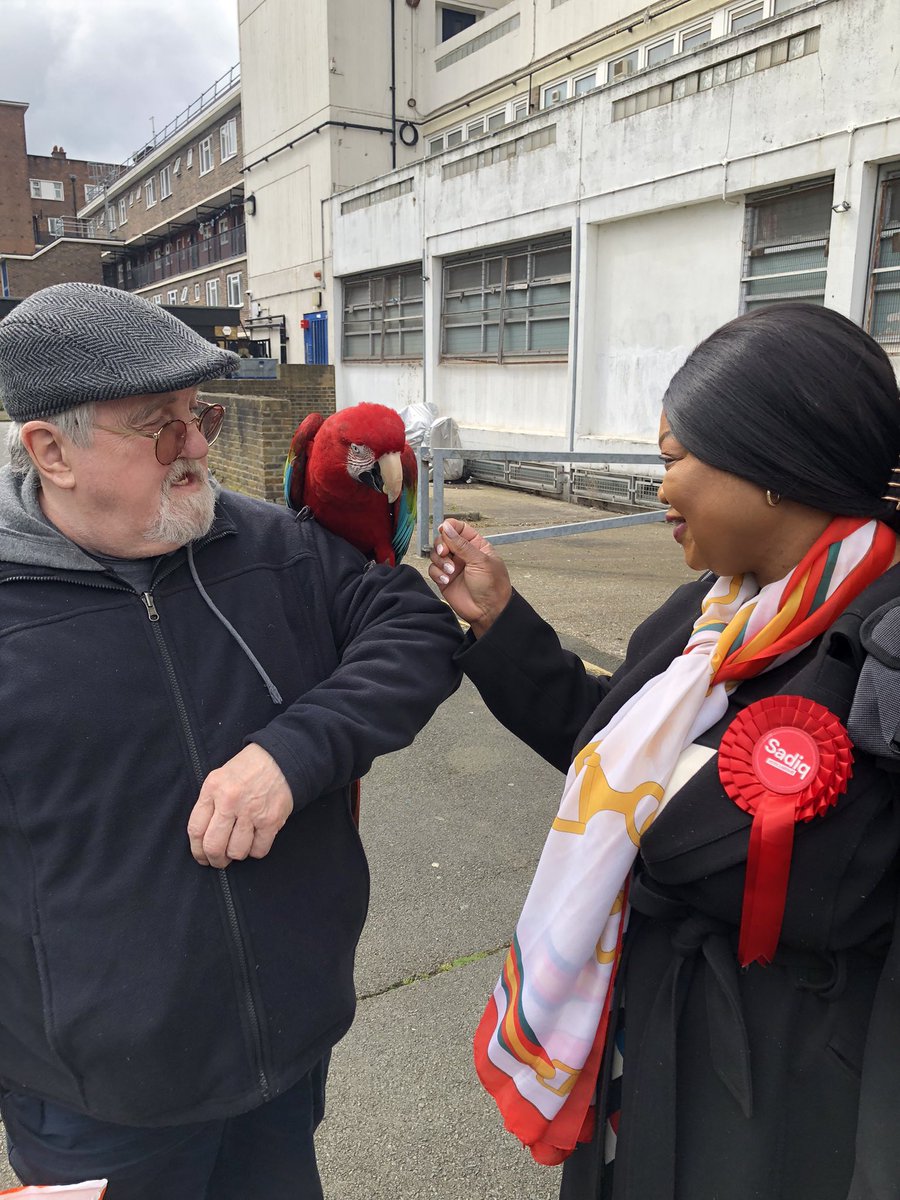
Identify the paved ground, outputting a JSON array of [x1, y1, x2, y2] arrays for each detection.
[[0, 482, 696, 1196]]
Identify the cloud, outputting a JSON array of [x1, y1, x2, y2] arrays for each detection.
[[4, 0, 239, 164]]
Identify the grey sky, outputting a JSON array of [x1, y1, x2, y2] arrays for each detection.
[[4, 0, 240, 165]]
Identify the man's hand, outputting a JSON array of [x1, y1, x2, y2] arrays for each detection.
[[187, 743, 293, 867]]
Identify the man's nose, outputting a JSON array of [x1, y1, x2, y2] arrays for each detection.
[[182, 417, 210, 459]]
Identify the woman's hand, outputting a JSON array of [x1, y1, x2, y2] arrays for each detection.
[[429, 518, 513, 637]]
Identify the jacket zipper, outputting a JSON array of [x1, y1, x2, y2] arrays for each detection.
[[141, 589, 271, 1102]]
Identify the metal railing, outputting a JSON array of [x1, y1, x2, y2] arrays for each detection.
[[42, 216, 121, 244], [127, 65, 240, 168], [416, 448, 665, 554], [124, 225, 246, 288]]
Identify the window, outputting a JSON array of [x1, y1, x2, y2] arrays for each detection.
[[442, 236, 571, 360], [741, 181, 832, 310], [107, 205, 117, 231], [542, 80, 568, 108], [446, 129, 463, 148], [608, 50, 639, 82], [773, 0, 805, 9], [85, 183, 104, 203], [145, 178, 156, 208], [167, 289, 178, 304], [159, 166, 172, 199], [441, 6, 477, 42], [730, 4, 765, 32], [647, 38, 676, 66], [180, 286, 189, 303], [153, 295, 163, 305], [467, 119, 485, 139], [574, 73, 597, 97], [194, 282, 202, 301], [186, 147, 194, 169], [342, 266, 424, 361], [682, 25, 712, 51], [227, 272, 243, 307], [866, 165, 900, 348], [487, 110, 506, 131], [30, 179, 65, 202], [199, 137, 214, 175], [514, 100, 529, 120], [119, 198, 127, 225], [129, 191, 135, 207], [206, 278, 220, 305], [428, 136, 445, 155], [173, 156, 182, 175], [47, 217, 65, 236], [220, 117, 238, 162]]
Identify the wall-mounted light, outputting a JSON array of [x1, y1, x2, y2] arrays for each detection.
[[246, 194, 257, 216], [832, 200, 851, 213]]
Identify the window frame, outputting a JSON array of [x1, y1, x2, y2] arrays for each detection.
[[47, 216, 65, 237], [194, 282, 202, 301], [341, 265, 425, 362], [145, 177, 157, 208], [206, 278, 220, 305], [167, 289, 178, 304], [865, 163, 900, 350], [740, 179, 833, 311], [441, 235, 572, 363], [30, 178, 65, 202], [159, 165, 172, 199], [220, 118, 238, 163], [199, 137, 214, 176], [226, 272, 243, 307], [119, 198, 128, 225]]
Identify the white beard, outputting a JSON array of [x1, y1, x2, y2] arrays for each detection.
[[143, 459, 216, 546]]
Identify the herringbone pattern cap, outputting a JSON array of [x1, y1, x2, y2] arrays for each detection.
[[0, 282, 240, 421]]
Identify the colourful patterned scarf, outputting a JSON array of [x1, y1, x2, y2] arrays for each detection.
[[474, 517, 896, 1165]]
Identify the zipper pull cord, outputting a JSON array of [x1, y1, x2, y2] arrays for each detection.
[[185, 543, 283, 705]]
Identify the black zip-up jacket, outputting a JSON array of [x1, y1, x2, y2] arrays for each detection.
[[0, 486, 461, 1126]]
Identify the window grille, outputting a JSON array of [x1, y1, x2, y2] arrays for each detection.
[[741, 180, 832, 309], [441, 236, 571, 361], [342, 266, 424, 361]]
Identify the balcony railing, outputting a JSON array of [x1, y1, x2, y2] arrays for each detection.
[[41, 216, 122, 244], [123, 224, 246, 289]]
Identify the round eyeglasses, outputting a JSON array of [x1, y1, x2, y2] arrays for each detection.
[[95, 403, 226, 466]]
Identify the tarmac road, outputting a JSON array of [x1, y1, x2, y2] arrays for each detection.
[[0, 482, 695, 1196]]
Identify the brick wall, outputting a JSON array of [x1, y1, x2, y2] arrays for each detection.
[[0, 102, 33, 255], [201, 365, 336, 502], [28, 151, 117, 243], [5, 238, 110, 296]]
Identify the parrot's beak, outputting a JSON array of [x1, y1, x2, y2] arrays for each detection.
[[376, 451, 402, 504]]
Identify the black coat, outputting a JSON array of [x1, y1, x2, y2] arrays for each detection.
[[459, 571, 900, 1200], [0, 491, 462, 1126]]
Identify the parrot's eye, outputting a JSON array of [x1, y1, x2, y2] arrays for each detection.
[[349, 443, 364, 455]]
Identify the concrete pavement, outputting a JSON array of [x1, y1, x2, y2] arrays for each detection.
[[0, 482, 696, 1195]]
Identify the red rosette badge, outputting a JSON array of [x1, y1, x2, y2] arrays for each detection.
[[718, 696, 853, 967]]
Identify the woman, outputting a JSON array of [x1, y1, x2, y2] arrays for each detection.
[[430, 303, 900, 1200]]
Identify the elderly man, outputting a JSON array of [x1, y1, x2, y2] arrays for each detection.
[[0, 283, 461, 1199]]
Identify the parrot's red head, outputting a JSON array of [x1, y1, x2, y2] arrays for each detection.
[[324, 403, 408, 503]]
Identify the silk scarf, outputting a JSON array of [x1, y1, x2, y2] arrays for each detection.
[[474, 516, 897, 1166]]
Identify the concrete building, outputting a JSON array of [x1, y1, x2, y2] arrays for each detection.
[[0, 100, 122, 299], [239, 0, 900, 477], [80, 66, 250, 350]]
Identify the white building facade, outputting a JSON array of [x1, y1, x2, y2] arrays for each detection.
[[240, 0, 900, 460]]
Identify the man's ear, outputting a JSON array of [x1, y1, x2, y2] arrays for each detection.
[[20, 422, 77, 489]]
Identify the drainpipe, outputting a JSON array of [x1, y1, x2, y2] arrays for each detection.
[[389, 0, 398, 169]]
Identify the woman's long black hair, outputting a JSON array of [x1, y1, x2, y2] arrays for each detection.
[[663, 303, 900, 530]]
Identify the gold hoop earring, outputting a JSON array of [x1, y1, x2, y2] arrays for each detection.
[[766, 490, 781, 507]]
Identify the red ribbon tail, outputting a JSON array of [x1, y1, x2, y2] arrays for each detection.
[[738, 800, 797, 967]]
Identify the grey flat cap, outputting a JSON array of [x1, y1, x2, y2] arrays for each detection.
[[0, 282, 240, 421]]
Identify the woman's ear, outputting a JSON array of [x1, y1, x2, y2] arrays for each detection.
[[20, 422, 77, 490]]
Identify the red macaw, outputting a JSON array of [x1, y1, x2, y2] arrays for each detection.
[[283, 402, 418, 566]]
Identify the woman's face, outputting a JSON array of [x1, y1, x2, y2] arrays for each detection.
[[657, 411, 830, 584]]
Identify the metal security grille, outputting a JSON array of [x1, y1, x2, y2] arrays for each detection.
[[441, 236, 571, 361], [866, 165, 900, 348], [341, 267, 423, 361], [741, 180, 832, 309]]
